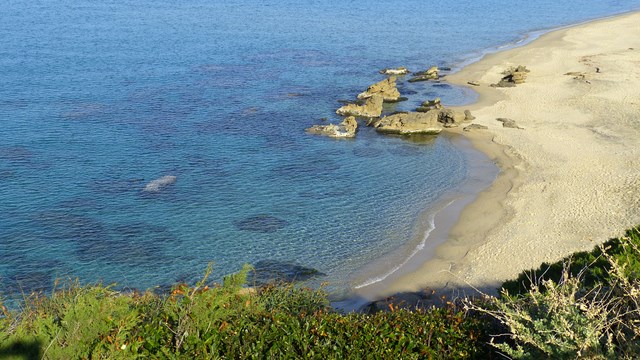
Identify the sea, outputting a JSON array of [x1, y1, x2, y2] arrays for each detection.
[[2, 0, 639, 302]]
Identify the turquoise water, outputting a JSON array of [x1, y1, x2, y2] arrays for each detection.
[[2, 1, 640, 298]]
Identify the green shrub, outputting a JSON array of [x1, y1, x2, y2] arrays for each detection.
[[0, 263, 490, 359], [502, 227, 640, 295], [467, 228, 640, 359]]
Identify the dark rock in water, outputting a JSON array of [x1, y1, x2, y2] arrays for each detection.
[[249, 260, 326, 285], [234, 215, 288, 233], [3, 270, 53, 295], [306, 116, 358, 138], [352, 147, 384, 158], [409, 66, 439, 82], [432, 83, 451, 88]]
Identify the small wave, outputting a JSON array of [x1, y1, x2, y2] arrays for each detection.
[[353, 211, 438, 290]]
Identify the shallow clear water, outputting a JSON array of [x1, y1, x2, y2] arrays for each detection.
[[2, 1, 639, 297]]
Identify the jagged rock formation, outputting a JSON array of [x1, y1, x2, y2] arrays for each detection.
[[336, 94, 384, 118], [306, 116, 358, 138], [492, 65, 529, 87], [379, 67, 410, 75], [357, 76, 401, 102], [408, 66, 439, 82]]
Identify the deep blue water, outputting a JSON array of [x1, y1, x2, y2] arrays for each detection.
[[2, 1, 640, 298]]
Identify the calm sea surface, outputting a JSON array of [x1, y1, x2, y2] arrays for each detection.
[[2, 1, 639, 298]]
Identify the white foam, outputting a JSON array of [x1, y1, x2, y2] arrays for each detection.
[[353, 210, 438, 290]]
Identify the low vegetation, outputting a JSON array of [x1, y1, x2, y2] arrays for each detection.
[[1, 227, 639, 359]]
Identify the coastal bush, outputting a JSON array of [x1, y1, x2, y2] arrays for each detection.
[[467, 228, 640, 359], [0, 264, 490, 359], [502, 226, 640, 295]]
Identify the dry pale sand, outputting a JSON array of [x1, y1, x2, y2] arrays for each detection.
[[386, 11, 640, 296]]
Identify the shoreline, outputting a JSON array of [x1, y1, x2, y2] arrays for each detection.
[[351, 10, 640, 304]]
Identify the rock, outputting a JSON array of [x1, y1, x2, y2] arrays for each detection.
[[249, 260, 326, 285], [336, 94, 384, 118], [491, 65, 529, 87], [361, 292, 427, 313], [463, 124, 488, 131], [234, 214, 288, 233], [357, 76, 401, 102], [408, 66, 439, 82], [379, 67, 410, 75], [306, 116, 358, 138], [143, 175, 177, 192], [496, 117, 523, 129], [416, 97, 442, 112], [467, 81, 480, 86], [464, 109, 475, 121], [384, 96, 408, 103], [371, 111, 443, 135], [437, 109, 466, 128]]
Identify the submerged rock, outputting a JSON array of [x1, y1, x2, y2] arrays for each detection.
[[336, 94, 384, 118], [143, 175, 177, 192], [234, 214, 289, 233], [249, 260, 326, 285], [306, 116, 358, 138], [379, 67, 410, 75], [357, 76, 401, 102]]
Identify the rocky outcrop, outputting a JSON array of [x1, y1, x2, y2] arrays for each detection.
[[438, 109, 467, 128], [306, 116, 358, 138], [379, 67, 410, 75], [497, 117, 523, 129], [464, 110, 475, 121], [370, 111, 443, 135], [336, 94, 384, 118], [408, 66, 439, 82], [416, 97, 442, 112], [463, 124, 488, 132], [492, 65, 529, 87], [371, 106, 468, 134], [143, 175, 176, 192], [357, 76, 401, 102]]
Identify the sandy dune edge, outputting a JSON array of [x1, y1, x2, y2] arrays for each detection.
[[387, 11, 640, 296]]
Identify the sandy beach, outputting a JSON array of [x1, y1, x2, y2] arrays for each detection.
[[370, 11, 640, 298]]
